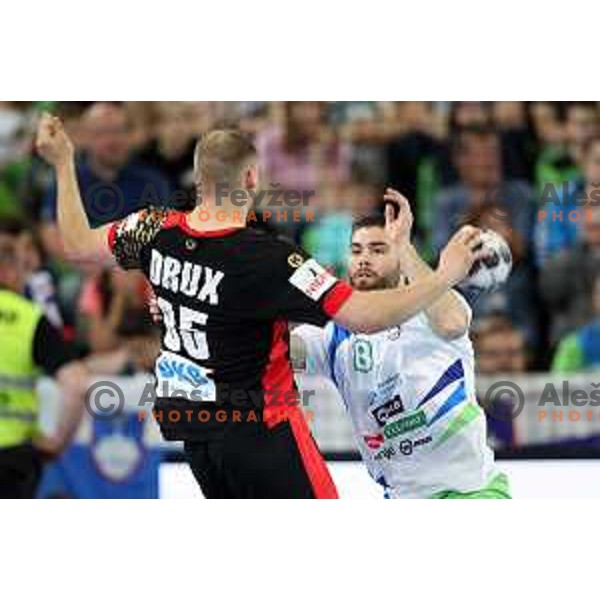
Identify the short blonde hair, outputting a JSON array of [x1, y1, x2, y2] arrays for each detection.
[[194, 130, 257, 191]]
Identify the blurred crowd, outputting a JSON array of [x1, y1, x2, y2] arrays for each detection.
[[1, 100, 599, 376]]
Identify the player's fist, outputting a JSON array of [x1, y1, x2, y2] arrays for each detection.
[[437, 225, 487, 286], [383, 188, 413, 246], [35, 112, 74, 168]]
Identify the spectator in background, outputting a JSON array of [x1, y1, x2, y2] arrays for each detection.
[[447, 102, 490, 138], [552, 275, 600, 373], [255, 101, 351, 240], [473, 315, 528, 374], [384, 102, 451, 255], [0, 102, 31, 219], [84, 308, 160, 376], [432, 125, 534, 255], [14, 220, 64, 329], [463, 203, 541, 354], [134, 102, 200, 210], [40, 102, 172, 259], [332, 101, 392, 184], [118, 309, 161, 374], [0, 218, 64, 329], [540, 204, 600, 345], [472, 314, 527, 450], [77, 267, 150, 356], [534, 134, 600, 265], [492, 101, 537, 183], [301, 166, 380, 277], [535, 102, 598, 192]]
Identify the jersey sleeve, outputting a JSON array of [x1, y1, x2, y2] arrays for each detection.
[[250, 237, 353, 327], [107, 207, 172, 270], [292, 324, 331, 377]]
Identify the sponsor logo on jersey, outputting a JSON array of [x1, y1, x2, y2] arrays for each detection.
[[387, 326, 402, 340], [287, 252, 305, 268], [383, 409, 427, 440], [398, 435, 432, 456], [363, 433, 384, 450], [371, 394, 405, 427], [374, 445, 396, 461], [157, 353, 209, 388], [289, 259, 336, 301], [374, 435, 433, 460]]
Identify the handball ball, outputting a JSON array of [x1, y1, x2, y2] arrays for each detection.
[[463, 229, 512, 293]]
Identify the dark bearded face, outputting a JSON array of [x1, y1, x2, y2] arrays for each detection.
[[348, 227, 401, 291]]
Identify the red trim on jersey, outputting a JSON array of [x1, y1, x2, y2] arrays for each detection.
[[177, 213, 241, 238], [288, 409, 338, 499], [163, 211, 182, 229], [261, 319, 338, 499], [323, 281, 353, 317], [107, 223, 118, 251]]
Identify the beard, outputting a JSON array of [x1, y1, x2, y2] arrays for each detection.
[[349, 269, 401, 291]]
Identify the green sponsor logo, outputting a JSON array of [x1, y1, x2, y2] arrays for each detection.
[[383, 410, 427, 439]]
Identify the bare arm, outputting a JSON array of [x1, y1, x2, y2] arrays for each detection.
[[36, 113, 114, 264], [397, 243, 470, 339], [334, 270, 451, 333], [34, 361, 88, 459]]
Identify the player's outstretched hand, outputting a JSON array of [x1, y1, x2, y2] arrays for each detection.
[[383, 187, 413, 247], [437, 225, 487, 286], [35, 112, 74, 168]]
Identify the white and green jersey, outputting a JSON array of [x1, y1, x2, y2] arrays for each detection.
[[295, 294, 499, 499]]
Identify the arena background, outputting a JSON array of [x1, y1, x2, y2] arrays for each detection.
[[3, 100, 600, 497]]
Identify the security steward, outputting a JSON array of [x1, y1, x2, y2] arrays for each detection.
[[0, 221, 87, 498]]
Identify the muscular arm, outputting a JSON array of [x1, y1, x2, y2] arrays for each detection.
[[55, 158, 114, 263], [36, 113, 114, 264], [333, 271, 451, 334], [397, 243, 470, 339]]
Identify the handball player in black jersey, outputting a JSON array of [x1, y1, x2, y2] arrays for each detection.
[[36, 113, 485, 498]]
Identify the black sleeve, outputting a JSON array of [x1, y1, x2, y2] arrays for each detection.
[[32, 317, 77, 376], [246, 236, 353, 327]]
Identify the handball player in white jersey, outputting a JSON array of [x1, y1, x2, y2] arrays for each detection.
[[293, 190, 511, 499]]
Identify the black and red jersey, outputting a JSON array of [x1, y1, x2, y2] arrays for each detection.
[[107, 208, 352, 440]]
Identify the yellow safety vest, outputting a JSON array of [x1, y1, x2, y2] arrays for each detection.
[[0, 289, 43, 448]]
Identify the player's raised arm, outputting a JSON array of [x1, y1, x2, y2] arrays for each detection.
[[385, 188, 471, 339], [35, 113, 114, 264]]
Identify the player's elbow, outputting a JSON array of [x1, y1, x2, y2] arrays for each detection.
[[432, 313, 469, 340], [333, 294, 396, 335], [334, 311, 386, 335]]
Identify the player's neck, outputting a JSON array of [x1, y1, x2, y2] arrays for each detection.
[[186, 200, 247, 232]]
